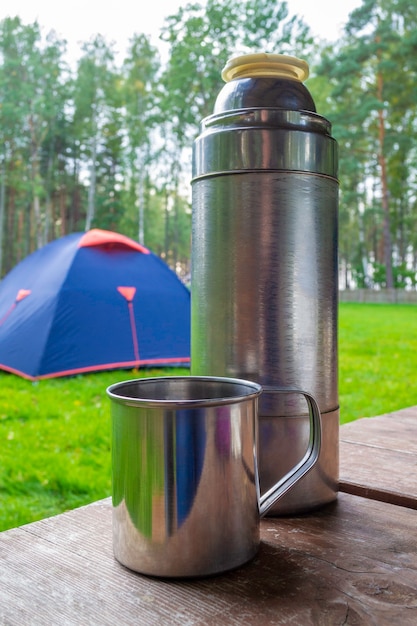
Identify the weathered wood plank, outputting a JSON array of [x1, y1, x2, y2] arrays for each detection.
[[1, 493, 417, 625], [341, 407, 417, 451], [340, 407, 417, 508]]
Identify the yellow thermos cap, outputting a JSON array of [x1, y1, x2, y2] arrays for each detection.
[[221, 53, 309, 83]]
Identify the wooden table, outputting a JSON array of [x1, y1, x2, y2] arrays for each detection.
[[1, 407, 417, 625], [339, 406, 417, 509]]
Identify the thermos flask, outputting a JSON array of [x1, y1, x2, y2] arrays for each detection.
[[191, 53, 339, 514]]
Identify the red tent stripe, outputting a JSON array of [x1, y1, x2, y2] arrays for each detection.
[[127, 302, 140, 362], [78, 229, 150, 254], [0, 357, 191, 381], [0, 289, 31, 326], [0, 303, 16, 326]]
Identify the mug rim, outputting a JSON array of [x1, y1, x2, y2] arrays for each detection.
[[106, 375, 262, 408]]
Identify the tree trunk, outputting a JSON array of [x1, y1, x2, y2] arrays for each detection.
[[358, 206, 370, 288], [0, 161, 5, 277], [33, 194, 43, 249], [137, 157, 145, 244], [164, 187, 170, 263], [85, 136, 97, 231], [376, 63, 394, 289]]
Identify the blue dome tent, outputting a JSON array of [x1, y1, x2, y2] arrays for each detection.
[[0, 229, 190, 380]]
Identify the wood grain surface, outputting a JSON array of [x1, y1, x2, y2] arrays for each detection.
[[340, 406, 417, 508], [1, 492, 417, 625]]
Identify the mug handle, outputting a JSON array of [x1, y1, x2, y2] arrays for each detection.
[[258, 387, 322, 517]]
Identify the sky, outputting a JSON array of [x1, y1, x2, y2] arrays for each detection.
[[2, 0, 362, 63]]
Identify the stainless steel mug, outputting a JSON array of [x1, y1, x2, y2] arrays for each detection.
[[107, 376, 321, 578], [191, 53, 339, 514]]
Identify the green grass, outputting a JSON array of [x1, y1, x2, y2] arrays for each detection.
[[339, 303, 417, 423], [1, 302, 417, 531], [0, 368, 188, 531]]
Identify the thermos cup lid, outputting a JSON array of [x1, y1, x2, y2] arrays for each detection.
[[221, 53, 309, 83]]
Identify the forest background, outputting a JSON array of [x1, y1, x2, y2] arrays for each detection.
[[1, 0, 416, 289]]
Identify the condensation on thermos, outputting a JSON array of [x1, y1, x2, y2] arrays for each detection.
[[191, 53, 339, 514]]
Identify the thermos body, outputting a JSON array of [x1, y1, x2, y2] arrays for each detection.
[[191, 54, 339, 514]]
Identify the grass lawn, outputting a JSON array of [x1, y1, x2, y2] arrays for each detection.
[[338, 303, 417, 422], [1, 302, 416, 531], [0, 367, 188, 532]]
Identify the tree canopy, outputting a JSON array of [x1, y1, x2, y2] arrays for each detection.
[[0, 0, 416, 289]]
